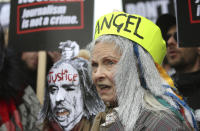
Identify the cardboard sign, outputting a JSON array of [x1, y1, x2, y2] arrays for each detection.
[[8, 0, 94, 51], [175, 0, 200, 47], [123, 0, 175, 23]]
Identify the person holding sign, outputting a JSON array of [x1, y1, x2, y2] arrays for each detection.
[[156, 13, 200, 126], [40, 40, 104, 131], [89, 12, 198, 131]]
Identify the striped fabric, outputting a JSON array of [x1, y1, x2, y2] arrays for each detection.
[[98, 110, 192, 131], [134, 110, 191, 131]]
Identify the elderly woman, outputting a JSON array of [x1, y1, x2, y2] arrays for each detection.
[[89, 12, 198, 131]]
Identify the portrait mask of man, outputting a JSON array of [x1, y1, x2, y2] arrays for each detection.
[[40, 40, 105, 131], [48, 62, 83, 131]]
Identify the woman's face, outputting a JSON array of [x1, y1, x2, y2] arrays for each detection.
[[91, 42, 120, 104]]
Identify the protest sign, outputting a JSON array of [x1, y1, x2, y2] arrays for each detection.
[[175, 0, 200, 47], [123, 0, 175, 23], [9, 0, 94, 51]]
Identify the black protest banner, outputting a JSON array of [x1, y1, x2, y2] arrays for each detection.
[[122, 0, 175, 23], [175, 0, 200, 47], [8, 0, 94, 51]]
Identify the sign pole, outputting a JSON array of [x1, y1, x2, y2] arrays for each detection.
[[36, 51, 46, 105]]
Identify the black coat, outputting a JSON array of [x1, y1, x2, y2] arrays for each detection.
[[172, 70, 200, 110]]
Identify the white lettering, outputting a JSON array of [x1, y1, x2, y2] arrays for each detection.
[[21, 19, 29, 29], [18, 0, 48, 4], [136, 2, 146, 16], [22, 5, 67, 18], [29, 17, 43, 27], [159, 1, 169, 14], [43, 17, 49, 25], [50, 15, 78, 25], [125, 4, 135, 14], [197, 5, 200, 16], [195, 0, 200, 3], [0, 0, 10, 2], [125, 0, 169, 22], [18, 0, 84, 4], [146, 1, 157, 18]]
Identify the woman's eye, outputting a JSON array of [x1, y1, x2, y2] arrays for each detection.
[[91, 62, 98, 68], [91, 62, 98, 73], [105, 60, 116, 65], [108, 61, 114, 65]]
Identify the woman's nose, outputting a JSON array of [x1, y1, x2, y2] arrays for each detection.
[[93, 66, 105, 82]]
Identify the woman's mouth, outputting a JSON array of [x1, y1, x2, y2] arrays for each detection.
[[98, 84, 111, 90], [97, 84, 113, 94]]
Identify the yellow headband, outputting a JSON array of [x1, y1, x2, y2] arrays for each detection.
[[94, 12, 166, 64]]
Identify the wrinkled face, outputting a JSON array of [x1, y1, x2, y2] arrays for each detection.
[[48, 63, 83, 130], [166, 26, 199, 70], [91, 42, 120, 104]]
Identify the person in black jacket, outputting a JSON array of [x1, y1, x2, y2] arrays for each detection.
[[156, 14, 200, 121], [0, 24, 41, 131]]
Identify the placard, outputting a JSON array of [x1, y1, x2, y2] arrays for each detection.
[[8, 0, 94, 51], [175, 0, 200, 47], [123, 0, 175, 23]]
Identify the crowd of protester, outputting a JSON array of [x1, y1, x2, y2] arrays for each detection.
[[0, 10, 200, 131]]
